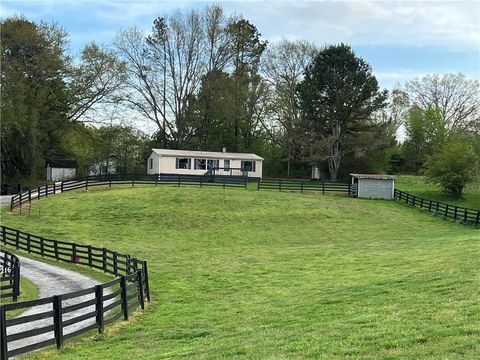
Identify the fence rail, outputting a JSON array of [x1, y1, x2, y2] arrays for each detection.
[[0, 226, 150, 360], [10, 173, 248, 211], [0, 251, 20, 302], [258, 179, 352, 195], [394, 189, 480, 225]]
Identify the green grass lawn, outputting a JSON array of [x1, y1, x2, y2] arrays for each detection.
[[1, 185, 479, 359], [396, 176, 480, 209]]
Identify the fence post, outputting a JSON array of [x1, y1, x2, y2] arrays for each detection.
[[109, 175, 112, 188], [53, 183, 56, 195], [102, 248, 107, 272], [347, 183, 351, 196], [200, 179, 203, 188], [178, 175, 181, 187], [53, 295, 63, 349], [40, 237, 45, 256], [88, 245, 93, 267], [45, 184, 48, 197], [143, 261, 150, 302], [419, 198, 423, 208], [72, 243, 77, 263], [95, 285, 104, 334], [257, 179, 260, 191], [132, 175, 135, 187], [279, 180, 282, 192], [27, 233, 31, 253], [137, 271, 145, 310], [0, 306, 7, 360], [436, 202, 440, 213], [86, 178, 89, 191], [61, 181, 64, 193], [113, 252, 118, 276], [120, 276, 129, 321], [322, 181, 325, 195], [476, 211, 480, 227], [428, 200, 432, 212], [464, 208, 468, 222], [29, 189, 32, 203], [453, 206, 458, 220], [15, 230, 19, 249], [13, 265, 20, 302], [301, 182, 304, 194], [445, 204, 449, 217], [54, 240, 59, 260], [38, 186, 41, 200], [10, 197, 13, 212]]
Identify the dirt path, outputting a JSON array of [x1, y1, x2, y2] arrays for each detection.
[[7, 255, 105, 355]]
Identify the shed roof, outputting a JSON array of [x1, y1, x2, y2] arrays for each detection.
[[350, 173, 396, 180], [150, 148, 263, 161], [46, 159, 78, 168]]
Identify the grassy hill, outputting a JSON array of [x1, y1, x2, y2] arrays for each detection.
[[1, 185, 479, 359], [396, 175, 480, 209]]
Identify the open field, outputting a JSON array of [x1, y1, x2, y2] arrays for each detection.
[[396, 176, 480, 209], [0, 185, 479, 359]]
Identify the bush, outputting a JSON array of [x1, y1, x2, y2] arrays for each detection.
[[424, 136, 479, 198]]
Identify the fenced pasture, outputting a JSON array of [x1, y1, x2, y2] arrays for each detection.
[[9, 174, 352, 212], [0, 226, 149, 360], [394, 189, 480, 225], [1, 186, 478, 359]]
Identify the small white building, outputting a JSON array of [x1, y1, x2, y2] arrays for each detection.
[[46, 160, 77, 181], [147, 148, 263, 179], [351, 173, 396, 199]]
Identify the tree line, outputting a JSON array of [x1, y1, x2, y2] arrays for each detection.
[[1, 5, 479, 195]]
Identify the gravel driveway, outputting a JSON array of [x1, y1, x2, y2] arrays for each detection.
[[6, 256, 106, 355]]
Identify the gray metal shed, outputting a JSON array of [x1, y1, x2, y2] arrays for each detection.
[[351, 174, 396, 199]]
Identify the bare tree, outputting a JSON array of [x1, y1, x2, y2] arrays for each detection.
[[261, 40, 318, 177], [406, 74, 480, 133]]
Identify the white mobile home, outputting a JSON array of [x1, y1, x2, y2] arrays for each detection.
[[351, 173, 396, 199], [147, 149, 263, 179]]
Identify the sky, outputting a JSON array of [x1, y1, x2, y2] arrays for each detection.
[[1, 0, 479, 90]]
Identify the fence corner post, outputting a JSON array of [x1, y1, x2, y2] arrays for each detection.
[[120, 276, 129, 321], [143, 261, 150, 302], [95, 285, 104, 334], [53, 295, 63, 349]]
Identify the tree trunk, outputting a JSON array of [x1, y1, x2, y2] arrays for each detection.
[[328, 139, 341, 182]]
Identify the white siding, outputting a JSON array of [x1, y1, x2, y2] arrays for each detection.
[[47, 167, 76, 181], [155, 156, 262, 178], [146, 153, 160, 174], [357, 179, 394, 199]]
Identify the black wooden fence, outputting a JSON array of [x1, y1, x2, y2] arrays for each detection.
[[10, 173, 248, 211], [0, 226, 150, 360], [394, 189, 480, 225], [0, 251, 20, 302], [258, 179, 352, 195]]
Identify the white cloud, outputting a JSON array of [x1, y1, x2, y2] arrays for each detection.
[[222, 0, 480, 50]]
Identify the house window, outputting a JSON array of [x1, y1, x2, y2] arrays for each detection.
[[176, 158, 191, 169], [207, 159, 219, 170], [223, 159, 230, 170], [241, 161, 256, 172], [194, 158, 206, 170], [149, 158, 153, 170]]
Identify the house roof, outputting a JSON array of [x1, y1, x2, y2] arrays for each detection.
[[150, 148, 263, 161], [350, 173, 396, 180], [46, 159, 78, 168]]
